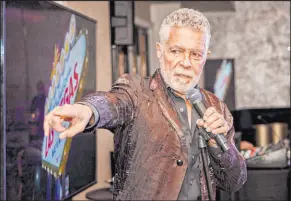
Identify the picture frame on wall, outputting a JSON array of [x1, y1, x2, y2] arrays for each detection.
[[204, 59, 236, 111]]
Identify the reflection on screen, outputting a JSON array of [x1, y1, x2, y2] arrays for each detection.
[[5, 1, 96, 200]]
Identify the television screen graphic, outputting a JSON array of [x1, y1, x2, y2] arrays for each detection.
[[5, 1, 96, 200]]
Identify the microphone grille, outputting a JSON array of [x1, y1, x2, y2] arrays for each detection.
[[186, 88, 202, 103]]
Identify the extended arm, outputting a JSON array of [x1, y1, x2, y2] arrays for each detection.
[[43, 73, 139, 138], [78, 73, 138, 132]]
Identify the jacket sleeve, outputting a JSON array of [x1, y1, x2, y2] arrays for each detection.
[[207, 103, 247, 192], [78, 73, 138, 132]]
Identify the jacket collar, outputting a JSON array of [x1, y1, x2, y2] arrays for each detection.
[[149, 69, 186, 148]]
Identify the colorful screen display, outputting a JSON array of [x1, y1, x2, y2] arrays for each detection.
[[5, 1, 96, 200], [42, 14, 88, 176]]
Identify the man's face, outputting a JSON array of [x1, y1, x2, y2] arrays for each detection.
[[156, 27, 209, 94]]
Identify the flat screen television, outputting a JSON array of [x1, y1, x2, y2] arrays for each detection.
[[3, 1, 97, 200], [1, 2, 6, 200]]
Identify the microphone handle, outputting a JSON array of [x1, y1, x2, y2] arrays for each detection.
[[193, 101, 230, 152], [193, 101, 207, 117], [214, 134, 229, 152]]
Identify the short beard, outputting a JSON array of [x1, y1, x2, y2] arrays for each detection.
[[160, 66, 197, 94]]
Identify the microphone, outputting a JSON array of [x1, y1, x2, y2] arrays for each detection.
[[186, 88, 230, 152]]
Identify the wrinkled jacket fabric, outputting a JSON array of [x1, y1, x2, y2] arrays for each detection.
[[81, 70, 247, 200]]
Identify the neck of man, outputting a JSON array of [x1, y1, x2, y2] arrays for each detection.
[[171, 88, 186, 100]]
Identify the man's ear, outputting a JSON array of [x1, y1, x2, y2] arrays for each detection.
[[156, 42, 162, 59], [207, 50, 211, 56]]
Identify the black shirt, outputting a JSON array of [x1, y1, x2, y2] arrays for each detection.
[[166, 87, 201, 200]]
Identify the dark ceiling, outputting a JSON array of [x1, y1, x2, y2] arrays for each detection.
[[151, 1, 236, 12]]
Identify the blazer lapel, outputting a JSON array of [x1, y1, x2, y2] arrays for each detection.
[[149, 70, 187, 149], [149, 70, 215, 150], [200, 88, 223, 114]]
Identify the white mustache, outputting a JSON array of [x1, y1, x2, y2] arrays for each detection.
[[173, 71, 194, 78]]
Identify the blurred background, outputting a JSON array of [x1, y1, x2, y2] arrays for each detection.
[[1, 1, 290, 201]]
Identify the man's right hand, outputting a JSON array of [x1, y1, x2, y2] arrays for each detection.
[[43, 104, 93, 139]]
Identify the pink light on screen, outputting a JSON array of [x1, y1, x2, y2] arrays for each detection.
[[6, 7, 46, 23]]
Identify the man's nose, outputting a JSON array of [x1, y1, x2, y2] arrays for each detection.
[[181, 54, 192, 69]]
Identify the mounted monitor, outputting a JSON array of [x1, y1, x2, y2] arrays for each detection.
[[3, 1, 97, 200]]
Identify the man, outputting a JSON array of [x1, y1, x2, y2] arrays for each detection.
[[44, 8, 247, 200], [30, 80, 46, 137]]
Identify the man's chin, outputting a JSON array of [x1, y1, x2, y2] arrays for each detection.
[[169, 83, 190, 94], [173, 79, 199, 92], [161, 72, 196, 93]]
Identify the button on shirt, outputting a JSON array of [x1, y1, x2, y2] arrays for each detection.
[[166, 87, 201, 200]]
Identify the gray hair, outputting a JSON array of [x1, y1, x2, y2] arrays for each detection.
[[159, 8, 211, 44]]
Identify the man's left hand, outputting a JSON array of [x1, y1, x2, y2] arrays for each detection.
[[196, 107, 229, 146]]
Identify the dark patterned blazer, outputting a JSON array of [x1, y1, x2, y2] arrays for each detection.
[[81, 69, 247, 200]]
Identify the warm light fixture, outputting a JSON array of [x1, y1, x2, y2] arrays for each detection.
[[288, 46, 290, 52]]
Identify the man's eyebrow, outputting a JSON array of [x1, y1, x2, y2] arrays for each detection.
[[191, 49, 205, 53], [169, 45, 205, 52], [169, 45, 184, 49]]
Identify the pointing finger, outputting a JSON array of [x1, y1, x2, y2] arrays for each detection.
[[53, 104, 76, 119], [50, 115, 67, 133], [59, 123, 85, 139]]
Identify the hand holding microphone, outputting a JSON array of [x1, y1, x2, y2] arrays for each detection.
[[186, 88, 230, 152], [196, 108, 229, 151]]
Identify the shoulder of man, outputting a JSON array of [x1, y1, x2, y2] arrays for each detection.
[[199, 88, 222, 106], [112, 73, 149, 95]]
